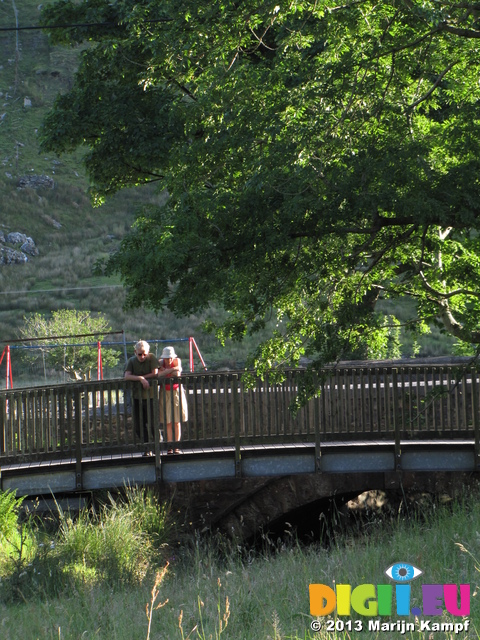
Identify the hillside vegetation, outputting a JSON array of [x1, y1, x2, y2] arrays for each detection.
[[0, 0, 457, 378], [0, 0, 242, 370]]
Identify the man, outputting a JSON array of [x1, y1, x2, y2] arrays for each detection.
[[124, 340, 158, 454]]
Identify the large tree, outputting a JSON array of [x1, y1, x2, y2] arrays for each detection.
[[41, 0, 480, 379]]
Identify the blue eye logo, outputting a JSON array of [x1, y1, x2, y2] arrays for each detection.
[[385, 562, 423, 582]]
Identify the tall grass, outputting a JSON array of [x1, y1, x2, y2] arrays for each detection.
[[0, 487, 170, 604], [0, 487, 479, 639]]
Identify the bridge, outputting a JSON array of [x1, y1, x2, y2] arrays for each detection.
[[1, 358, 479, 538]]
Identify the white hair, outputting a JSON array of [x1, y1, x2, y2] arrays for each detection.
[[134, 340, 150, 353]]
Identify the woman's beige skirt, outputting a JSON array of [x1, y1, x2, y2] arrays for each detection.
[[159, 386, 188, 423]]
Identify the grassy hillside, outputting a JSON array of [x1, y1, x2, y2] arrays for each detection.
[[0, 0, 239, 370], [0, 0, 458, 380]]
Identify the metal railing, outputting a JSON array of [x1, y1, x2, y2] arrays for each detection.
[[0, 363, 479, 467]]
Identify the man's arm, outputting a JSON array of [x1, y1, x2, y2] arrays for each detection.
[[124, 356, 158, 389], [125, 369, 151, 389]]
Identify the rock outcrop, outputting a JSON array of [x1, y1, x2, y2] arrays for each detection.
[[18, 175, 54, 189], [0, 231, 39, 264], [0, 247, 29, 265]]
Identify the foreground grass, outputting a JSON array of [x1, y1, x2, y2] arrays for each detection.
[[0, 490, 479, 639]]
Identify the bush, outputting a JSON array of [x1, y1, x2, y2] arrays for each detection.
[[0, 490, 23, 544], [0, 486, 171, 602], [53, 488, 170, 588], [0, 490, 39, 600]]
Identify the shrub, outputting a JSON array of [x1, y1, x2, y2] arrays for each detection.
[[0, 490, 39, 600], [0, 490, 23, 544], [0, 486, 171, 602], [52, 488, 170, 589]]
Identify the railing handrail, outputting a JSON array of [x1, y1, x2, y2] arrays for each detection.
[[2, 356, 477, 396]]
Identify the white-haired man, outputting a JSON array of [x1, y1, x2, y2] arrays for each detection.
[[124, 340, 158, 454]]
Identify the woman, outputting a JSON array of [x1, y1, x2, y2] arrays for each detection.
[[157, 346, 188, 454]]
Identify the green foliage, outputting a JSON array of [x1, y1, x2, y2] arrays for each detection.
[[368, 315, 402, 361], [19, 309, 120, 381], [0, 490, 23, 544], [453, 341, 479, 357], [0, 490, 38, 590], [55, 497, 148, 586], [123, 484, 171, 547], [0, 487, 171, 603], [52, 488, 170, 588], [39, 0, 480, 388]]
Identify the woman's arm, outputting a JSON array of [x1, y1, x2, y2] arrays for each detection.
[[158, 358, 182, 377]]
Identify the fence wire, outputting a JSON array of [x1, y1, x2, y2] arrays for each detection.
[[0, 339, 193, 389]]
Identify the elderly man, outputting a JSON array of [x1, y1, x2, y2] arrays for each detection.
[[124, 340, 158, 454]]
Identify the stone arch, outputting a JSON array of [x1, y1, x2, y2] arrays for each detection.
[[214, 472, 386, 540], [161, 470, 479, 542]]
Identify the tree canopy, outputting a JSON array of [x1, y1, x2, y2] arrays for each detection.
[[40, 0, 480, 378]]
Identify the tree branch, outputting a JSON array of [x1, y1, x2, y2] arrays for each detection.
[[408, 60, 459, 110], [436, 298, 480, 342], [439, 21, 480, 37], [120, 160, 164, 180], [447, 2, 480, 10], [419, 270, 480, 300], [379, 27, 442, 58], [167, 78, 197, 101]]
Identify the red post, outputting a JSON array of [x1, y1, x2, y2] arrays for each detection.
[[189, 337, 194, 372], [191, 337, 207, 370], [6, 345, 12, 389], [97, 341, 103, 380]]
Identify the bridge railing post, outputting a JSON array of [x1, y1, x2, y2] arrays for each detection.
[[314, 402, 321, 472], [471, 366, 480, 470], [392, 368, 401, 470], [312, 371, 322, 472], [74, 387, 83, 490], [152, 380, 162, 479], [232, 374, 241, 476], [0, 394, 5, 456]]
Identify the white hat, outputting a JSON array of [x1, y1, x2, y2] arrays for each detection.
[[161, 346, 177, 359]]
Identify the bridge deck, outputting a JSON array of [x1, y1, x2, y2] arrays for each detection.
[[1, 439, 476, 496]]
